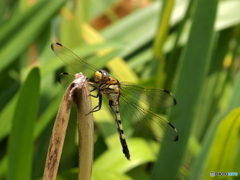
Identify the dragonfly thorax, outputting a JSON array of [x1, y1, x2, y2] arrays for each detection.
[[94, 70, 110, 84]]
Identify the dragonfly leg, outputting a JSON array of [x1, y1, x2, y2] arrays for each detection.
[[89, 93, 98, 98], [88, 83, 99, 97], [85, 93, 103, 115]]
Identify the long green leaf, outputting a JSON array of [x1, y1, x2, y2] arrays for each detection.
[[93, 138, 158, 173], [0, 0, 66, 72], [203, 108, 240, 180], [0, 0, 46, 44], [192, 28, 233, 139], [0, 94, 18, 141], [92, 172, 133, 180], [189, 69, 240, 179], [151, 0, 218, 179], [153, 0, 175, 59], [7, 67, 40, 180]]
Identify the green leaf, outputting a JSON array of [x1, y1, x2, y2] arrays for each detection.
[[0, 94, 18, 141], [101, 1, 162, 56], [93, 138, 158, 173], [215, 1, 240, 30], [7, 67, 40, 180], [153, 0, 174, 59], [92, 171, 133, 180], [203, 108, 240, 180], [0, 0, 66, 72], [189, 69, 240, 180], [33, 92, 62, 139], [0, 156, 7, 179], [151, 0, 218, 179]]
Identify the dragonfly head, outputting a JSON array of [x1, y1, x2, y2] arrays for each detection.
[[94, 70, 110, 84]]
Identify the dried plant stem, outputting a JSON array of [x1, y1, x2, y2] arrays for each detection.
[[43, 83, 72, 180], [74, 78, 94, 180], [43, 73, 94, 180]]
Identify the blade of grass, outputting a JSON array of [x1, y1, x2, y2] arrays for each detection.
[[0, 94, 18, 141], [215, 1, 240, 30], [153, 0, 175, 59], [151, 0, 218, 179], [33, 92, 63, 139], [92, 171, 133, 180], [152, 0, 175, 87], [0, 0, 46, 44], [189, 70, 240, 179], [100, 1, 165, 41], [7, 67, 40, 180], [164, 0, 193, 90], [93, 138, 158, 173], [0, 0, 66, 72], [203, 108, 240, 180], [163, 1, 240, 56], [0, 156, 7, 179], [193, 28, 233, 139], [0, 0, 6, 23]]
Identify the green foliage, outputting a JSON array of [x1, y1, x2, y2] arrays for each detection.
[[152, 0, 218, 179], [203, 108, 240, 180], [8, 67, 40, 180], [1, 0, 240, 180]]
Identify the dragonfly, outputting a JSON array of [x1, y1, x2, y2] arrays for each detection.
[[51, 42, 178, 160]]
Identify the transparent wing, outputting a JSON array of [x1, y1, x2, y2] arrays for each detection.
[[119, 94, 178, 141], [121, 82, 176, 108], [51, 42, 98, 76], [58, 72, 75, 88]]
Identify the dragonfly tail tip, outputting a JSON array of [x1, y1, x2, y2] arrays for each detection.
[[174, 135, 179, 141]]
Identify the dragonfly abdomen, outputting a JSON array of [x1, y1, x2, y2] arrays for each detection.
[[109, 101, 130, 160]]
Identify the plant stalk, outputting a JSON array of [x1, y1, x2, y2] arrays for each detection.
[[43, 73, 93, 180]]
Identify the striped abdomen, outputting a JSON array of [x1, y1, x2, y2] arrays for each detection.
[[109, 100, 130, 160]]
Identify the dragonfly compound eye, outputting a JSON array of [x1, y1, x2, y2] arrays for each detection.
[[94, 70, 109, 83], [94, 71, 102, 82]]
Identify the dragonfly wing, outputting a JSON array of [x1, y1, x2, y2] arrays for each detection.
[[51, 42, 97, 76], [119, 93, 178, 141], [58, 72, 75, 88], [121, 82, 176, 108]]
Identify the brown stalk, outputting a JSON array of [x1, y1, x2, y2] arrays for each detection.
[[74, 76, 94, 180], [43, 73, 94, 180]]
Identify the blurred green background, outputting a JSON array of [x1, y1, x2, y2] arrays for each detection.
[[1, 0, 240, 179]]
